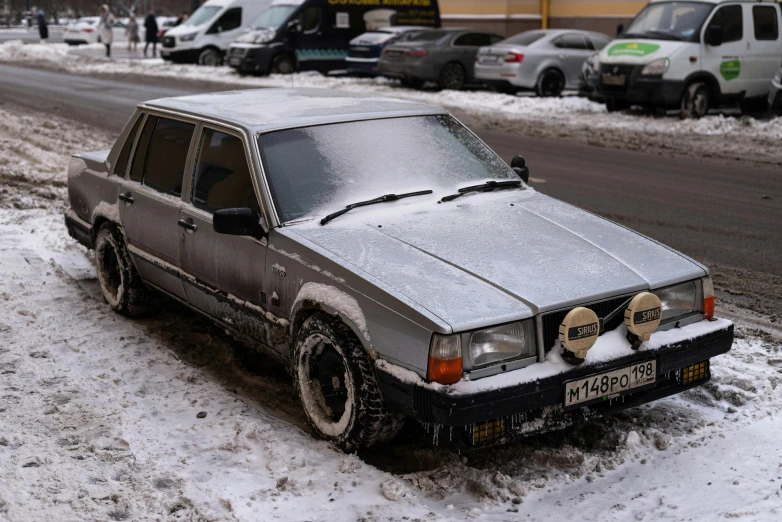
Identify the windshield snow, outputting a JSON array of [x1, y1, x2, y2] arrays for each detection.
[[622, 1, 713, 41], [252, 5, 296, 30], [259, 116, 517, 223]]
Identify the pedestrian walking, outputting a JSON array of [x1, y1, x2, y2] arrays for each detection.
[[144, 13, 158, 58], [126, 14, 139, 52], [98, 4, 116, 58], [37, 10, 48, 42], [174, 11, 187, 26]]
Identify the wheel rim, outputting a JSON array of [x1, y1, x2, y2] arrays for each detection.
[[442, 65, 464, 89], [97, 240, 121, 304], [298, 334, 353, 437], [541, 72, 564, 96], [275, 58, 293, 74], [693, 90, 708, 117], [201, 51, 218, 66]]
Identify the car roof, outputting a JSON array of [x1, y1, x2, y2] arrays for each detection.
[[141, 88, 447, 133]]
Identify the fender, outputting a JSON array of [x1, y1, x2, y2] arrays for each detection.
[[683, 70, 722, 99], [90, 200, 122, 244], [291, 282, 374, 355]]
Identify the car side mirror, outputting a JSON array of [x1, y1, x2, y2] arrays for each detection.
[[287, 20, 300, 33], [616, 23, 624, 36], [705, 25, 722, 47], [213, 208, 266, 238], [511, 155, 530, 184]]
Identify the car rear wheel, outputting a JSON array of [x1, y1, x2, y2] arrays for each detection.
[[272, 53, 296, 75], [293, 313, 404, 451], [680, 81, 710, 119], [198, 48, 222, 66], [438, 62, 466, 90], [94, 223, 153, 317], [536, 69, 565, 97]]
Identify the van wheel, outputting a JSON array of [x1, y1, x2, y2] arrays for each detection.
[[272, 53, 296, 75], [536, 68, 565, 97], [438, 62, 466, 90], [293, 313, 404, 451], [680, 81, 710, 119], [94, 223, 153, 317], [198, 48, 222, 66]]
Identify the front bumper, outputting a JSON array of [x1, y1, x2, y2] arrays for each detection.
[[346, 57, 380, 76], [160, 47, 202, 64], [597, 64, 684, 109], [226, 44, 274, 74], [376, 321, 733, 448]]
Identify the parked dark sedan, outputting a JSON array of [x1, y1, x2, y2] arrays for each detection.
[[346, 26, 431, 77], [378, 28, 504, 90]]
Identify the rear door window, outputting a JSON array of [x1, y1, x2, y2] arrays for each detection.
[[141, 117, 195, 196], [453, 33, 492, 47], [114, 114, 143, 177], [192, 129, 259, 213], [589, 35, 611, 50], [753, 6, 779, 40], [129, 115, 157, 183], [555, 34, 590, 49]]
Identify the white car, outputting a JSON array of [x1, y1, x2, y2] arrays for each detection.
[[64, 16, 128, 45]]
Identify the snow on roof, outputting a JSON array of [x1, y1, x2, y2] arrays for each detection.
[[142, 88, 446, 132]]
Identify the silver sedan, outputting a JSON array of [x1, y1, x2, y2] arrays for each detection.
[[475, 29, 611, 96]]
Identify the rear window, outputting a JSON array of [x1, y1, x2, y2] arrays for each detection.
[[502, 31, 546, 46], [113, 115, 143, 177], [753, 5, 779, 41]]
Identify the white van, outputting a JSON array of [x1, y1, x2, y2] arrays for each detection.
[[596, 0, 782, 117], [161, 0, 272, 65]]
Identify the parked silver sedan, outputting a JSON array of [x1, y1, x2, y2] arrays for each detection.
[[475, 29, 612, 96], [64, 89, 732, 451]]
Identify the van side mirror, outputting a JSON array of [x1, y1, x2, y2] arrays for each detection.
[[213, 208, 266, 238], [287, 20, 301, 33], [616, 23, 624, 36], [511, 155, 530, 184], [706, 25, 723, 46]]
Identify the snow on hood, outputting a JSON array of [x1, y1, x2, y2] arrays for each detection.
[[599, 39, 690, 65], [288, 190, 706, 332]]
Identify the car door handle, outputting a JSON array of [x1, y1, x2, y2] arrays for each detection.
[[177, 218, 197, 232], [118, 191, 134, 204]]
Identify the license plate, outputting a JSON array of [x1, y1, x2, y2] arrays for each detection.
[[229, 57, 241, 66], [480, 55, 500, 64], [564, 360, 656, 408], [602, 74, 626, 86]]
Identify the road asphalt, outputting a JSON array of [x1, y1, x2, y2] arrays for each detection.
[[0, 63, 779, 328]]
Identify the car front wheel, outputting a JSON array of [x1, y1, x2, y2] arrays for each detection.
[[293, 313, 404, 451], [198, 48, 222, 66], [271, 53, 296, 75], [94, 223, 153, 317], [680, 81, 710, 119]]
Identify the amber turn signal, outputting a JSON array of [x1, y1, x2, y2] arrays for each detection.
[[428, 356, 463, 385], [702, 277, 715, 319]]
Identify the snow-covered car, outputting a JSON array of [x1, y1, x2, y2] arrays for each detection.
[[475, 29, 611, 96], [63, 88, 733, 450], [64, 16, 127, 45]]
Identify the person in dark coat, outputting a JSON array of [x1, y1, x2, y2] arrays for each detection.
[[37, 10, 48, 41], [144, 13, 159, 58]]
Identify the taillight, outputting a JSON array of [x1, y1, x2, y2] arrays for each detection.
[[427, 334, 462, 384], [702, 277, 715, 319], [504, 52, 524, 63], [82, 28, 93, 33], [405, 49, 428, 58]]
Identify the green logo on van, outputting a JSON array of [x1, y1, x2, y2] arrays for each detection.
[[720, 60, 740, 81], [607, 42, 661, 57]]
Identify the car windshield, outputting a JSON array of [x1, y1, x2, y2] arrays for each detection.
[[622, 1, 713, 41], [501, 30, 546, 46], [258, 116, 517, 223], [252, 5, 297, 30], [183, 5, 221, 27]]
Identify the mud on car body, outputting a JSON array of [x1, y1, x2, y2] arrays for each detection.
[[64, 88, 733, 451]]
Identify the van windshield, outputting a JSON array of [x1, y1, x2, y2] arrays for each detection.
[[252, 5, 297, 30], [183, 5, 221, 27], [622, 1, 713, 41]]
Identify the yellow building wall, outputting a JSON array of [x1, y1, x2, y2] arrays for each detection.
[[439, 0, 540, 17], [549, 0, 646, 18]]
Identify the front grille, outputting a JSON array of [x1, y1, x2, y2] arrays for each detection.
[[229, 47, 247, 58], [542, 295, 633, 352], [162, 36, 175, 48]]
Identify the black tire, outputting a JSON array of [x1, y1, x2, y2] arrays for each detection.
[[400, 77, 424, 89], [198, 47, 222, 66], [438, 62, 466, 90], [94, 223, 153, 317], [271, 53, 296, 75], [680, 81, 710, 119], [293, 313, 404, 451], [535, 68, 565, 97], [605, 98, 631, 113], [496, 85, 521, 95]]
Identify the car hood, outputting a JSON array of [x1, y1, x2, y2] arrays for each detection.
[[287, 190, 706, 332], [599, 39, 688, 65]]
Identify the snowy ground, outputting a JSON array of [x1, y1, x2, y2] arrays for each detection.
[[1, 40, 781, 166], [1, 104, 782, 522]]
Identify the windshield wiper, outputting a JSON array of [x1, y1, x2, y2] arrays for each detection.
[[320, 190, 433, 225], [439, 180, 522, 203]]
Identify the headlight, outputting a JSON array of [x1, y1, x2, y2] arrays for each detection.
[[251, 29, 276, 44], [641, 58, 669, 76], [179, 32, 197, 42], [466, 321, 536, 369], [652, 280, 698, 323]]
